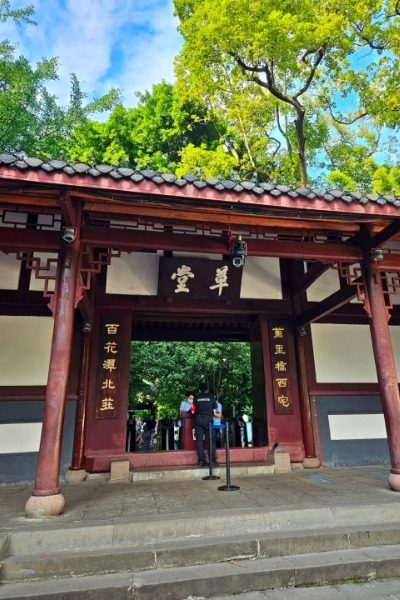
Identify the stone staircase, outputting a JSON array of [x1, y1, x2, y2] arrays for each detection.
[[2, 518, 400, 599]]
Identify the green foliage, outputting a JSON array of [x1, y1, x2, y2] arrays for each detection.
[[173, 0, 400, 188], [130, 341, 252, 419], [65, 82, 222, 170], [0, 5, 120, 158], [176, 143, 237, 179], [0, 0, 34, 24]]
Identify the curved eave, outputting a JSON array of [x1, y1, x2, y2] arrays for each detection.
[[0, 166, 400, 220]]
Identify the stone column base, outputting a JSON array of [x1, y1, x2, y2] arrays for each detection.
[[303, 457, 321, 469], [25, 493, 65, 517], [65, 468, 87, 483], [388, 472, 400, 492], [274, 451, 291, 473]]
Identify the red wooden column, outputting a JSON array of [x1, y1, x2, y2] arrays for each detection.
[[65, 324, 92, 483], [26, 243, 80, 516], [363, 255, 400, 491], [295, 332, 320, 468]]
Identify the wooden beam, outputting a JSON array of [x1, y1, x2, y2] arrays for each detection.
[[81, 225, 363, 262], [367, 219, 400, 249], [96, 293, 291, 316], [296, 282, 360, 327], [0, 228, 60, 252]]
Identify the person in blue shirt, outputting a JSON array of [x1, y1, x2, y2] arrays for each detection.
[[213, 398, 223, 448], [180, 392, 194, 413]]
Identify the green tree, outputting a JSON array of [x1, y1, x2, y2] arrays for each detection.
[[0, 3, 119, 157], [174, 0, 400, 187], [130, 341, 252, 419], [65, 82, 222, 170]]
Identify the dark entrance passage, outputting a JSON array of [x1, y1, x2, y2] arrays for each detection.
[[127, 315, 269, 456]]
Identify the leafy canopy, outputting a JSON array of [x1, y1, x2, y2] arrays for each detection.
[[130, 341, 253, 420]]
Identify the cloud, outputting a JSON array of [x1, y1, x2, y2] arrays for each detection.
[[1, 0, 182, 107]]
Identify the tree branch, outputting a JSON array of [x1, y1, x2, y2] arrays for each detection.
[[328, 104, 368, 125], [276, 106, 292, 154], [293, 47, 325, 99]]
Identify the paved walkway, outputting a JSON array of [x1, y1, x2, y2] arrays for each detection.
[[211, 578, 400, 599], [0, 465, 399, 533]]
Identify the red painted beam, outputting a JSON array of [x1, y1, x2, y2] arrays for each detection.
[[81, 226, 362, 262], [0, 228, 60, 252]]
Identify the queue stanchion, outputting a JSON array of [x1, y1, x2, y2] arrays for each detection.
[[202, 423, 220, 481], [218, 420, 240, 492]]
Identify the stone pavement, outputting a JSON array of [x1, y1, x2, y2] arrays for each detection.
[[0, 465, 399, 534], [210, 578, 400, 599], [2, 465, 400, 599]]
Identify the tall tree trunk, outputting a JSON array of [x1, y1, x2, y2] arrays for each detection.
[[294, 108, 308, 186]]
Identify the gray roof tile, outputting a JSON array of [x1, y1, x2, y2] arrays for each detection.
[[118, 167, 134, 177], [63, 166, 76, 175], [15, 160, 28, 169], [161, 173, 177, 184], [96, 165, 114, 174], [131, 173, 144, 183], [0, 153, 398, 211], [141, 169, 156, 179], [183, 174, 197, 182], [25, 157, 43, 168], [0, 153, 17, 164], [49, 160, 67, 170]]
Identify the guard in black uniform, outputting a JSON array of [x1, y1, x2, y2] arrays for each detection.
[[194, 382, 219, 466]]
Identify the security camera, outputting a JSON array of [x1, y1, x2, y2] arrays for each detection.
[[232, 255, 245, 268], [231, 235, 247, 268], [61, 226, 77, 243]]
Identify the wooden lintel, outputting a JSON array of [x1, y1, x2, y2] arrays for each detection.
[[96, 293, 291, 316], [0, 228, 60, 252]]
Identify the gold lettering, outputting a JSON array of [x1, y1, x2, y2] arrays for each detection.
[[105, 323, 120, 335], [274, 361, 287, 372], [274, 344, 286, 355], [277, 395, 290, 408], [276, 378, 288, 388], [104, 341, 118, 354], [102, 359, 117, 372], [102, 379, 116, 390], [100, 397, 115, 411], [272, 327, 285, 339]]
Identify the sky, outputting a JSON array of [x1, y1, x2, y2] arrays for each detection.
[[1, 0, 182, 107]]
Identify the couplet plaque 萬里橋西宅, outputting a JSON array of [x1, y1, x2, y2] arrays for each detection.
[[269, 322, 294, 415]]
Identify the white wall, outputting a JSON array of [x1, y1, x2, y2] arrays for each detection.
[[0, 423, 42, 453], [328, 414, 387, 440], [307, 268, 340, 302], [106, 252, 160, 295], [240, 257, 282, 299], [311, 323, 400, 383], [0, 251, 20, 290], [0, 316, 53, 385]]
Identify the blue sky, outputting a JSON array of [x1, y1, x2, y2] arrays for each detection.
[[2, 0, 182, 106]]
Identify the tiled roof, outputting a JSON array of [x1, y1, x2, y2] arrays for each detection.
[[1, 153, 400, 208]]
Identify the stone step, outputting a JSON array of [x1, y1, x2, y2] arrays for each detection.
[[3, 524, 400, 583], [1, 544, 400, 599], [86, 462, 276, 483], [6, 501, 400, 558]]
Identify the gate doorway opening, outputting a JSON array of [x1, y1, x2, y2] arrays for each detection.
[[126, 314, 267, 453]]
